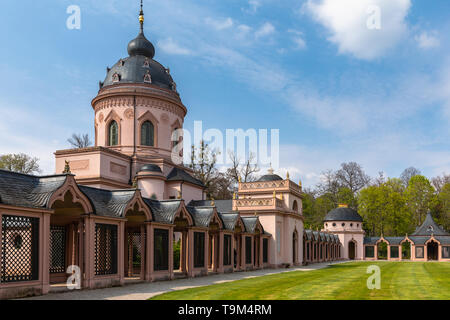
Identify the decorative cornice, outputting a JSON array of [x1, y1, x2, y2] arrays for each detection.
[[55, 146, 131, 160]]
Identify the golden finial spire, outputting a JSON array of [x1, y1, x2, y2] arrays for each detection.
[[139, 0, 144, 32], [233, 192, 236, 200], [238, 176, 241, 183], [273, 191, 276, 198], [210, 198, 215, 206], [286, 171, 290, 180]]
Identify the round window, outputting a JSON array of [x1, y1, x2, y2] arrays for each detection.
[[350, 223, 353, 227], [332, 223, 336, 227], [341, 223, 345, 227]]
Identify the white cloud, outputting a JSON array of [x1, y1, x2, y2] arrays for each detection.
[[157, 37, 192, 55], [288, 30, 307, 50], [205, 17, 234, 30], [305, 0, 411, 60], [415, 31, 440, 49], [255, 22, 275, 39], [243, 0, 261, 14]]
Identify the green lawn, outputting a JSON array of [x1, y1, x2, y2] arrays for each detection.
[[151, 262, 450, 300]]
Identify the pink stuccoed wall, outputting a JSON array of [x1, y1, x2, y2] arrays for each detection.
[[323, 221, 364, 260]]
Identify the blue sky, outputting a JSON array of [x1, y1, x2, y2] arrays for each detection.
[[0, 0, 449, 187]]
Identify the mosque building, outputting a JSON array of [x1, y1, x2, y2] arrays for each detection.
[[0, 4, 448, 299]]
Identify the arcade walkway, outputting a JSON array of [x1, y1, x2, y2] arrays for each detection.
[[24, 261, 344, 300]]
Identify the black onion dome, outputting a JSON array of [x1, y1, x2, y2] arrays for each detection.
[[324, 207, 363, 222], [257, 174, 283, 182], [127, 32, 155, 58], [139, 164, 162, 173]]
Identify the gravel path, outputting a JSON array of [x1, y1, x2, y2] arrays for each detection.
[[25, 261, 345, 300]]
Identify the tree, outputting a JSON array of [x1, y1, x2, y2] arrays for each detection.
[[226, 151, 260, 191], [0, 153, 41, 174], [404, 175, 435, 226], [188, 141, 225, 199], [335, 162, 371, 194], [435, 183, 450, 231], [68, 133, 92, 149], [400, 167, 421, 187], [431, 173, 450, 193], [316, 169, 341, 203]]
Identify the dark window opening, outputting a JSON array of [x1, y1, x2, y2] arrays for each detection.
[[365, 245, 375, 258], [223, 235, 232, 266], [194, 232, 205, 268], [154, 229, 169, 271], [263, 238, 268, 263], [245, 236, 252, 264]]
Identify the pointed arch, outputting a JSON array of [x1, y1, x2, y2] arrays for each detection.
[[173, 202, 194, 226], [47, 175, 93, 213], [123, 190, 152, 221]]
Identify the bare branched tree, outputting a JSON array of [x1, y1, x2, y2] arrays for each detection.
[[226, 151, 260, 185], [432, 173, 450, 193], [335, 162, 371, 194], [400, 167, 421, 186], [68, 133, 92, 149]]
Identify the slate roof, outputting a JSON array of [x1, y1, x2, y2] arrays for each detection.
[[435, 236, 450, 245], [143, 199, 182, 224], [166, 167, 205, 188], [190, 199, 234, 213], [408, 236, 430, 245], [324, 207, 363, 222], [384, 237, 404, 245], [218, 213, 240, 230], [241, 217, 259, 233], [186, 206, 215, 228], [364, 237, 380, 245], [411, 213, 449, 236], [79, 186, 136, 218], [305, 229, 313, 240], [0, 169, 68, 209]]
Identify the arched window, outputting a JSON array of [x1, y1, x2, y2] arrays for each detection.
[[172, 128, 180, 149], [109, 121, 119, 146], [292, 200, 298, 212], [141, 121, 154, 146]]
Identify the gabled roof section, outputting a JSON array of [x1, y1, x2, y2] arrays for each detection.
[[0, 169, 68, 209], [166, 167, 205, 188], [143, 198, 183, 224], [241, 216, 263, 233], [411, 213, 449, 236], [79, 186, 136, 218], [218, 212, 240, 230], [186, 206, 215, 228]]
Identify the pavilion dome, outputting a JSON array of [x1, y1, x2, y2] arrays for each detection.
[[139, 164, 162, 173], [324, 205, 363, 222], [257, 168, 283, 182]]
